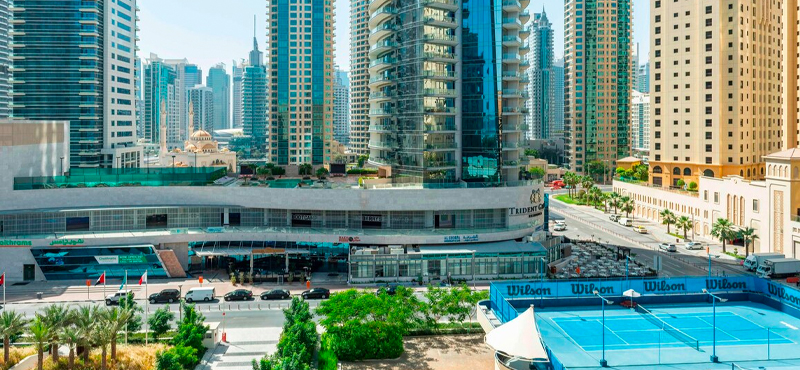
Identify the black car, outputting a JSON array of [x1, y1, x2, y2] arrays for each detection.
[[149, 289, 180, 304], [260, 289, 291, 300], [301, 288, 330, 299], [376, 284, 399, 296], [224, 289, 253, 301]]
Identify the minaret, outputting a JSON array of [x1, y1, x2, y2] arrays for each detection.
[[188, 103, 195, 139], [159, 100, 168, 160]]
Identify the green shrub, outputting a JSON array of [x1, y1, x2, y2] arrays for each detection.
[[317, 334, 338, 370], [347, 168, 378, 175]]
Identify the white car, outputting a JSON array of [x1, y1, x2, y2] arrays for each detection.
[[105, 290, 133, 306], [554, 224, 567, 231], [658, 243, 677, 252], [684, 242, 706, 250]]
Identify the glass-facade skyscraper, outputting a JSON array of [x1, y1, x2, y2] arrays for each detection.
[[12, 0, 142, 168], [232, 60, 244, 129], [525, 11, 555, 140], [349, 0, 371, 155], [144, 54, 180, 150], [266, 0, 334, 165], [367, 0, 529, 184], [0, 0, 9, 119], [188, 86, 214, 133], [334, 68, 351, 146], [242, 36, 268, 153], [207, 63, 231, 131]]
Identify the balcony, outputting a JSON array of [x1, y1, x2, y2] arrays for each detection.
[[501, 107, 524, 115], [425, 160, 456, 168], [519, 26, 531, 37], [369, 23, 396, 44], [423, 51, 456, 62], [423, 0, 459, 11], [424, 15, 457, 28], [502, 89, 522, 97], [422, 70, 457, 80], [369, 124, 395, 132], [424, 106, 457, 114], [423, 33, 458, 45], [502, 18, 522, 29], [519, 10, 530, 22], [369, 56, 396, 73], [502, 71, 520, 81], [369, 75, 396, 88], [369, 107, 395, 116], [425, 142, 457, 150], [502, 36, 522, 47], [369, 6, 397, 28], [369, 91, 396, 102], [424, 122, 457, 132], [519, 60, 530, 70], [502, 160, 520, 168], [424, 88, 457, 97], [502, 53, 521, 64], [502, 0, 521, 12], [368, 0, 393, 14], [368, 140, 396, 150], [369, 40, 397, 58]]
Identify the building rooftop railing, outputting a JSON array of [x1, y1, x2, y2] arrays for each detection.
[[613, 177, 699, 197]]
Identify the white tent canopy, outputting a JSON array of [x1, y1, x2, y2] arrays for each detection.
[[485, 306, 549, 361], [623, 289, 641, 298]]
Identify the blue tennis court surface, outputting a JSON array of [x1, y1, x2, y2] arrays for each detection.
[[535, 302, 800, 368]]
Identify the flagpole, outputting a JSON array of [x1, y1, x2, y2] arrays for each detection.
[[3, 273, 5, 310], [144, 270, 149, 346], [103, 270, 106, 301], [124, 270, 128, 345]]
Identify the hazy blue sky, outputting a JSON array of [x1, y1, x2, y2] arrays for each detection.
[[139, 0, 650, 74]]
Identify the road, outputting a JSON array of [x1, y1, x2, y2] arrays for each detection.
[[548, 196, 749, 278]]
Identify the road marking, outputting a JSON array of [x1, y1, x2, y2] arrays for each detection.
[[781, 321, 798, 330]]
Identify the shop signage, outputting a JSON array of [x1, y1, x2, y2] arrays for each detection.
[[338, 236, 361, 243], [767, 282, 800, 307], [509, 188, 545, 217], [95, 256, 119, 264], [0, 240, 32, 246], [443, 235, 479, 243], [362, 215, 382, 223], [292, 213, 315, 221], [500, 277, 754, 298], [252, 248, 286, 254], [94, 255, 148, 265], [443, 236, 461, 243], [49, 239, 84, 246]]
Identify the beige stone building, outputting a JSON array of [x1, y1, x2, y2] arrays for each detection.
[[783, 0, 800, 149], [649, 0, 783, 187], [165, 130, 237, 171], [349, 0, 370, 155]]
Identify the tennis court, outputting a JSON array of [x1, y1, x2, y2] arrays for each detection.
[[535, 302, 800, 368]]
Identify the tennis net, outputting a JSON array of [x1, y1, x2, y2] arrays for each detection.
[[635, 304, 700, 350]]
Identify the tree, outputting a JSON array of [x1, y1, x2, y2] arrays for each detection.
[[256, 166, 272, 179], [587, 160, 607, 183], [101, 306, 133, 361], [40, 304, 70, 364], [298, 163, 313, 176], [449, 284, 489, 333], [119, 293, 143, 333], [73, 306, 99, 364], [0, 311, 28, 364], [660, 209, 677, 234], [676, 179, 686, 189], [586, 186, 603, 208], [524, 148, 539, 158], [172, 304, 208, 356], [633, 163, 649, 182], [738, 227, 760, 258], [29, 317, 50, 370], [580, 176, 594, 193], [60, 325, 80, 370], [94, 320, 115, 370], [148, 308, 175, 341], [688, 181, 698, 191], [528, 167, 545, 180], [620, 196, 634, 218], [357, 155, 369, 168], [316, 167, 329, 179], [155, 349, 183, 370], [711, 218, 735, 254], [608, 192, 622, 214], [677, 216, 692, 240]]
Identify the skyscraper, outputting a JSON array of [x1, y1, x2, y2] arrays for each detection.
[[367, 0, 529, 184], [637, 62, 650, 94], [564, 0, 632, 175], [135, 57, 144, 140], [0, 0, 10, 119], [349, 0, 370, 155], [266, 3, 334, 165], [183, 64, 203, 89], [334, 68, 350, 146], [188, 86, 215, 133], [649, 0, 782, 186], [526, 11, 555, 140], [630, 91, 649, 159], [144, 54, 181, 150], [783, 0, 799, 150], [552, 58, 565, 139], [242, 31, 267, 152], [12, 0, 142, 168], [232, 60, 244, 129], [207, 63, 231, 131]]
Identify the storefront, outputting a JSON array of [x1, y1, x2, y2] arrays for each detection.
[[31, 244, 168, 280]]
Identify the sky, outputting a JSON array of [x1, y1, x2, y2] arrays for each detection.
[[138, 0, 650, 74]]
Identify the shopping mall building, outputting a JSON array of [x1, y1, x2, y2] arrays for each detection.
[[0, 120, 550, 283]]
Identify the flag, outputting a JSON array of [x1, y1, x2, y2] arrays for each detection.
[[95, 272, 105, 286], [138, 271, 148, 285], [119, 272, 127, 291], [0, 273, 5, 287]]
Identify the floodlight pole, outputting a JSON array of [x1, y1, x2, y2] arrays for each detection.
[[703, 288, 726, 363], [594, 290, 612, 367]]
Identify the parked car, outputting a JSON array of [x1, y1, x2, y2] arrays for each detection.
[[554, 224, 567, 231], [633, 226, 647, 234], [260, 289, 291, 300], [609, 214, 621, 222], [149, 289, 180, 304], [618, 218, 633, 226], [105, 290, 133, 306], [185, 287, 215, 303], [554, 220, 566, 227], [683, 241, 706, 250], [301, 288, 330, 300], [659, 243, 677, 252], [377, 284, 399, 296], [224, 289, 253, 301]]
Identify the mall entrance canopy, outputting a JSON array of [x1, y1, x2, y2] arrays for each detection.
[[191, 241, 312, 275]]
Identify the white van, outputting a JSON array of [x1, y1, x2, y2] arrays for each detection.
[[618, 218, 632, 226], [185, 287, 215, 303]]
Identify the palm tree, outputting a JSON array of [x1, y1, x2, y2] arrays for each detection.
[[660, 209, 677, 234], [94, 320, 115, 370], [599, 192, 610, 212], [608, 192, 621, 214], [102, 307, 133, 361], [738, 227, 760, 258], [711, 218, 735, 254], [40, 304, 70, 364], [0, 311, 29, 364], [677, 216, 692, 240], [620, 196, 634, 218], [60, 325, 80, 370], [580, 176, 595, 193], [586, 186, 603, 208], [30, 317, 50, 370], [73, 306, 99, 364]]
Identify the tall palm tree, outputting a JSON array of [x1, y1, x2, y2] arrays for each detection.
[[60, 325, 80, 370], [677, 216, 693, 240], [711, 218, 735, 254], [620, 196, 634, 218], [586, 186, 603, 208], [580, 176, 595, 193], [94, 320, 115, 370], [29, 317, 50, 370], [102, 307, 133, 361], [738, 227, 760, 258], [608, 192, 622, 214], [660, 209, 676, 234], [40, 304, 70, 364], [73, 306, 99, 364], [0, 311, 29, 364]]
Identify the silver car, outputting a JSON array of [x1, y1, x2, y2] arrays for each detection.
[[684, 242, 706, 250], [658, 243, 677, 252]]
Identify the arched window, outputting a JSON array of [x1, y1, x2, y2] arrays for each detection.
[[683, 168, 692, 176], [703, 169, 714, 177], [653, 166, 663, 174], [747, 169, 751, 177], [673, 167, 681, 175], [740, 170, 744, 177]]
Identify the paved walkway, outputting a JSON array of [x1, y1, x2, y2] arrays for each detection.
[[197, 327, 281, 370]]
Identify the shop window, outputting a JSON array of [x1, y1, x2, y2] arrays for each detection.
[[66, 217, 90, 231]]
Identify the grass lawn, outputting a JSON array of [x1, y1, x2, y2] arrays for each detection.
[[553, 194, 586, 205]]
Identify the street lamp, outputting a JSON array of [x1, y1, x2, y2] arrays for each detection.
[[702, 288, 728, 363], [59, 156, 64, 176], [178, 284, 183, 323], [594, 290, 613, 367]]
